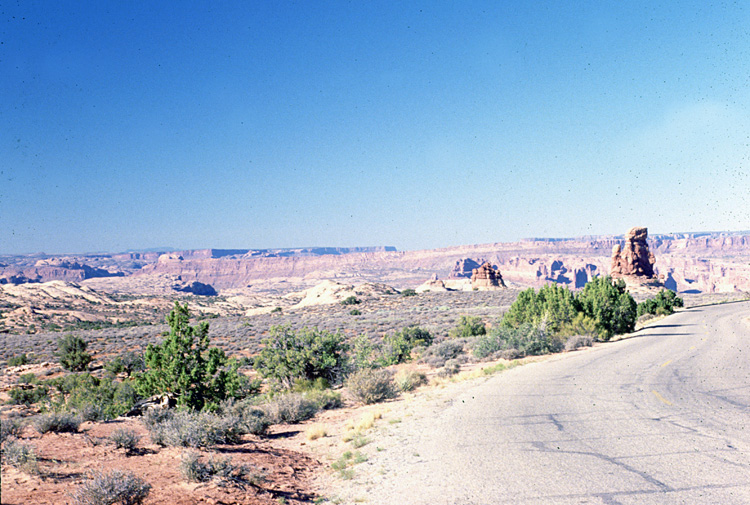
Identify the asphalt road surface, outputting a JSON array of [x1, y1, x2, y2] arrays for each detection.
[[365, 301, 750, 504]]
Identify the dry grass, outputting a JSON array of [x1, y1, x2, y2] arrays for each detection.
[[305, 425, 328, 441]]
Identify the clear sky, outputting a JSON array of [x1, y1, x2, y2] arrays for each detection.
[[2, 1, 749, 254]]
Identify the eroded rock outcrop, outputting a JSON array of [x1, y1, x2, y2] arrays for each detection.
[[449, 258, 482, 279], [471, 263, 506, 290], [611, 227, 656, 278]]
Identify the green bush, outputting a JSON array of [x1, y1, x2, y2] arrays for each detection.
[[449, 316, 486, 338], [637, 289, 684, 317], [576, 276, 637, 340], [420, 340, 465, 368], [346, 368, 396, 405], [341, 296, 361, 306], [349, 309, 362, 316], [8, 383, 50, 406], [474, 324, 563, 358], [47, 373, 139, 421], [70, 470, 151, 505], [400, 289, 417, 297], [501, 284, 578, 334], [135, 302, 249, 411], [105, 351, 145, 377], [57, 334, 93, 372], [7, 353, 29, 367], [254, 325, 349, 388], [379, 326, 433, 366]]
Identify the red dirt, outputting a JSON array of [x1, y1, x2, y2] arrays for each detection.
[[1, 418, 320, 505]]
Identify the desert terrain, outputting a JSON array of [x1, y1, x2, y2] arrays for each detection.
[[2, 230, 749, 504]]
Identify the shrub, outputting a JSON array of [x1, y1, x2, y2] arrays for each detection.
[[105, 351, 145, 377], [135, 302, 249, 411], [1, 418, 24, 443], [109, 429, 140, 454], [262, 393, 319, 424], [501, 284, 578, 333], [349, 309, 362, 316], [420, 340, 465, 368], [637, 289, 684, 317], [8, 383, 50, 406], [305, 389, 343, 410], [57, 334, 93, 372], [33, 412, 81, 434], [144, 410, 242, 448], [400, 289, 417, 297], [70, 470, 151, 505], [341, 296, 361, 306], [179, 451, 263, 488], [1, 439, 39, 474], [346, 368, 396, 405], [254, 325, 349, 388], [7, 353, 29, 367], [576, 276, 637, 340], [438, 360, 461, 377], [474, 324, 563, 358], [378, 326, 434, 366], [47, 373, 140, 421], [564, 334, 595, 351], [394, 369, 428, 392], [450, 316, 486, 338], [218, 399, 270, 436], [351, 334, 379, 371]]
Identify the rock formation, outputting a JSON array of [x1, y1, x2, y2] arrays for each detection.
[[471, 263, 506, 290], [449, 258, 482, 279], [611, 227, 656, 278], [172, 281, 218, 296], [416, 274, 449, 292]]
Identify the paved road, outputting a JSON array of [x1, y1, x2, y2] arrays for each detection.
[[364, 301, 750, 504]]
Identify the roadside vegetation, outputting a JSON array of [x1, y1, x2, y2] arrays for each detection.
[[1, 282, 691, 499]]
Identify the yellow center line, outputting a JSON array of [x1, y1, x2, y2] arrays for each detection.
[[660, 359, 673, 367], [689, 345, 696, 350], [652, 390, 673, 406]]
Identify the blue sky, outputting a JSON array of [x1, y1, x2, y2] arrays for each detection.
[[2, 1, 749, 254]]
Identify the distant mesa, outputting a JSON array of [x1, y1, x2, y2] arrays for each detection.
[[449, 258, 482, 279], [471, 262, 506, 290], [172, 281, 218, 297], [611, 227, 656, 278]]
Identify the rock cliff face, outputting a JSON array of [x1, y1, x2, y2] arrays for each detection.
[[0, 258, 122, 285], [449, 258, 482, 279], [471, 263, 506, 290], [611, 227, 656, 278]]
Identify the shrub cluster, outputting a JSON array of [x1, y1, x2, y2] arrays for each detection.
[[109, 428, 141, 454], [253, 325, 349, 388], [637, 289, 684, 317], [33, 412, 81, 434], [502, 276, 637, 342], [1, 439, 39, 474], [473, 324, 564, 359], [144, 410, 242, 448], [346, 368, 396, 405], [180, 450, 264, 488], [70, 470, 151, 505], [449, 316, 486, 338]]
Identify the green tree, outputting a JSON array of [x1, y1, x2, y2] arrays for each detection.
[[56, 334, 92, 372], [254, 325, 349, 388], [135, 302, 247, 411], [638, 289, 684, 317], [576, 276, 637, 340]]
